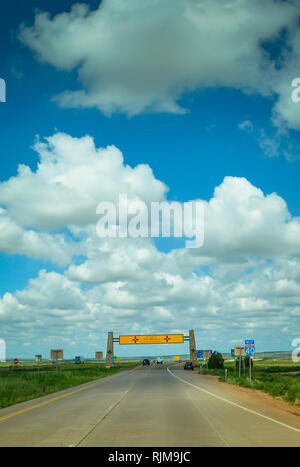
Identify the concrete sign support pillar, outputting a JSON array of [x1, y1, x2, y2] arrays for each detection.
[[189, 329, 197, 363], [106, 331, 114, 368]]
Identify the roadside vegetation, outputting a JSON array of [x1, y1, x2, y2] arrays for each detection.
[[198, 359, 300, 405], [0, 362, 140, 409]]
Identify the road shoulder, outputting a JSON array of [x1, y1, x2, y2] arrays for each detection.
[[196, 373, 300, 418]]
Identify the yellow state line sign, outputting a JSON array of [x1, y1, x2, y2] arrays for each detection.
[[119, 334, 184, 345]]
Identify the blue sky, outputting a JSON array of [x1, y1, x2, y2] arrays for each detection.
[[0, 0, 300, 358]]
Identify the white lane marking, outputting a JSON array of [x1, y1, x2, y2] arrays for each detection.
[[167, 368, 300, 435]]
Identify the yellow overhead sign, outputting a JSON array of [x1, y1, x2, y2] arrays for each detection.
[[119, 334, 184, 345]]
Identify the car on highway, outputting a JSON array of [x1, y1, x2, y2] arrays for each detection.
[[142, 359, 150, 365], [184, 361, 194, 370], [156, 357, 163, 364]]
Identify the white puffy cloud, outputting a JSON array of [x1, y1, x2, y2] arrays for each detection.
[[66, 172, 300, 288], [14, 269, 86, 311], [0, 270, 94, 350], [2, 133, 300, 272], [1, 249, 299, 354], [0, 208, 73, 265], [1, 132, 300, 354], [186, 176, 300, 258], [271, 28, 300, 130], [67, 235, 162, 283], [19, 0, 300, 128], [0, 132, 166, 264], [0, 133, 166, 231]]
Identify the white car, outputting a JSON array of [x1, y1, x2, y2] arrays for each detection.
[[156, 357, 163, 364]]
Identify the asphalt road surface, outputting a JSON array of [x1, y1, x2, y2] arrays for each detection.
[[0, 363, 299, 447]]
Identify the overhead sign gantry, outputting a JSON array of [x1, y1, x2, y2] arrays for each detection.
[[105, 331, 197, 367]]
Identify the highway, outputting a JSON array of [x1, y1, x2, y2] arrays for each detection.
[[0, 363, 299, 447]]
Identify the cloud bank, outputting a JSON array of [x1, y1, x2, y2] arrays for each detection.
[[19, 0, 300, 129], [0, 133, 299, 353]]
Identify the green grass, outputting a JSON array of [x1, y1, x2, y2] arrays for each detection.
[[198, 360, 300, 405], [0, 362, 140, 409]]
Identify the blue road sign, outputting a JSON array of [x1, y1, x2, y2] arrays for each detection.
[[197, 350, 203, 358], [245, 346, 255, 356], [245, 340, 254, 345]]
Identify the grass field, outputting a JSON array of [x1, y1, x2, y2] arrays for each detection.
[[0, 362, 140, 409], [199, 359, 300, 405]]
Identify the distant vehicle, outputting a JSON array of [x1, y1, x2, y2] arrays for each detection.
[[156, 357, 163, 364], [74, 356, 84, 364], [184, 361, 194, 370], [143, 359, 150, 366]]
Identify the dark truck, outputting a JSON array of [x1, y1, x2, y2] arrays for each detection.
[[74, 356, 84, 364]]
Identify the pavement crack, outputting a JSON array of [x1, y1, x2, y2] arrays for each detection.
[[74, 379, 140, 447]]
